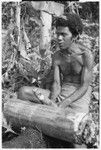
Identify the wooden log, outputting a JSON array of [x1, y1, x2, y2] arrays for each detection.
[[4, 99, 76, 143]]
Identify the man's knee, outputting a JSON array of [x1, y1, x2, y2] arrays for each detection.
[[18, 86, 30, 100]]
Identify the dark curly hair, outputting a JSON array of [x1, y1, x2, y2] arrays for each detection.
[[56, 13, 83, 37]]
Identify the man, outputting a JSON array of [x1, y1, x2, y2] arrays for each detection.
[[18, 13, 93, 114]]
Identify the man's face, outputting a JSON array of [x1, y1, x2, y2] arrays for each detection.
[[56, 27, 73, 50]]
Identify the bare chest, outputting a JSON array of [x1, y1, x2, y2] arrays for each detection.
[[59, 54, 83, 75]]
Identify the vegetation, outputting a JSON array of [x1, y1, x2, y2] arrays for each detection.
[[2, 1, 99, 148]]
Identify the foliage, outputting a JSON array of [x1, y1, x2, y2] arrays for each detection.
[[2, 1, 99, 148], [54, 1, 99, 22], [79, 2, 99, 22]]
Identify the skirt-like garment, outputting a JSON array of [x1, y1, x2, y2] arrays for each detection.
[[56, 83, 92, 113]]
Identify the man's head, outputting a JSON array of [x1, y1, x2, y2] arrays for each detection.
[[55, 13, 83, 50]]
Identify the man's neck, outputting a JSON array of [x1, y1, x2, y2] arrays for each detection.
[[60, 48, 72, 55]]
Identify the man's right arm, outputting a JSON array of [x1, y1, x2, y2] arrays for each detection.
[[50, 52, 61, 101]]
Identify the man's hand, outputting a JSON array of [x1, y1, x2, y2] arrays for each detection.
[[59, 98, 71, 108], [50, 82, 61, 100], [33, 89, 57, 107]]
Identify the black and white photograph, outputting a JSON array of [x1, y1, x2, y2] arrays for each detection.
[[2, 0, 100, 148]]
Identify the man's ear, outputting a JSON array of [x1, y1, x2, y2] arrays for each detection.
[[72, 35, 79, 43]]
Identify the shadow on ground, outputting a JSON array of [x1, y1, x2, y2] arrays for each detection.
[[2, 127, 76, 148]]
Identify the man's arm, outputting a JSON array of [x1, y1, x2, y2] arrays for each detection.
[[50, 53, 61, 101], [60, 50, 94, 108]]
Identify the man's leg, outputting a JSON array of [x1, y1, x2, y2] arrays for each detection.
[[18, 86, 50, 103]]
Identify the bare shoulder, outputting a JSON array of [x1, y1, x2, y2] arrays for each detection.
[[78, 42, 94, 69], [53, 50, 60, 59], [52, 50, 60, 65]]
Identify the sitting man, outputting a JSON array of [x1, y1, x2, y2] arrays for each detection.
[[18, 13, 93, 114]]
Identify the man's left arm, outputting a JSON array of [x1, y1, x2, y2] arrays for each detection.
[[60, 50, 94, 108]]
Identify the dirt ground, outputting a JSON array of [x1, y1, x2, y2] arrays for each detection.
[[2, 127, 77, 148]]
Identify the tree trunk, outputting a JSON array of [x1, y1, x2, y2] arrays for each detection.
[[16, 2, 21, 54], [31, 1, 64, 71], [4, 99, 75, 143], [39, 11, 52, 58]]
